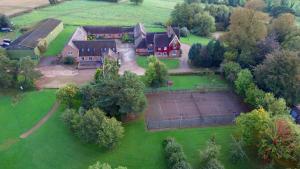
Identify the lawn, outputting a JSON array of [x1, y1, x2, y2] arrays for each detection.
[[11, 0, 182, 27], [157, 75, 230, 91], [181, 34, 211, 45], [43, 26, 76, 56], [0, 90, 56, 146], [137, 56, 180, 70], [0, 100, 260, 169]]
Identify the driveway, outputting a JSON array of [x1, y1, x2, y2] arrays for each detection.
[[118, 43, 145, 75]]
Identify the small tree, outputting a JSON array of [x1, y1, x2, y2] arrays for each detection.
[[130, 0, 143, 5], [234, 69, 254, 97], [0, 53, 16, 88], [0, 14, 11, 28], [222, 61, 242, 83], [180, 27, 190, 37], [56, 84, 80, 108], [199, 137, 225, 169], [144, 56, 168, 88], [262, 93, 290, 117], [17, 56, 41, 90], [192, 12, 215, 36]]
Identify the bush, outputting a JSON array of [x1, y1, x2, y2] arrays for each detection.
[[0, 14, 11, 28], [234, 69, 254, 97], [199, 137, 224, 169], [244, 83, 265, 108], [191, 12, 216, 36], [88, 162, 127, 169], [180, 27, 190, 37], [230, 136, 247, 164], [271, 6, 296, 17], [163, 137, 191, 169], [63, 56, 75, 65], [62, 108, 124, 149], [144, 56, 168, 88], [56, 84, 80, 108], [222, 61, 241, 83]]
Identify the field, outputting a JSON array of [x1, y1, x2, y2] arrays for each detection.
[[0, 90, 261, 169], [156, 75, 230, 91], [137, 56, 180, 70]]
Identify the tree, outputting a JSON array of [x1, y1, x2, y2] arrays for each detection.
[[244, 83, 265, 108], [207, 40, 225, 67], [262, 93, 290, 117], [49, 0, 59, 5], [222, 8, 268, 52], [236, 108, 271, 146], [199, 137, 225, 169], [63, 108, 124, 149], [117, 71, 147, 115], [204, 4, 231, 30], [234, 69, 254, 97], [17, 56, 40, 90], [191, 12, 215, 36], [254, 50, 300, 104], [258, 118, 300, 163], [130, 0, 143, 5], [88, 162, 127, 169], [56, 84, 80, 108], [94, 59, 119, 82], [270, 6, 296, 17], [222, 61, 242, 83], [0, 52, 16, 88], [0, 14, 11, 28], [170, 3, 203, 29], [180, 27, 190, 37], [245, 0, 266, 11], [254, 33, 280, 65], [269, 13, 296, 42], [230, 136, 247, 164], [282, 29, 300, 51], [144, 56, 168, 88]]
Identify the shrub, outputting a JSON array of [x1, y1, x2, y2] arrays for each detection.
[[56, 84, 80, 108], [144, 56, 168, 88], [191, 12, 216, 36], [180, 27, 190, 37], [271, 6, 296, 17], [222, 61, 241, 83], [88, 162, 127, 169], [230, 136, 247, 164], [62, 108, 124, 149], [163, 137, 191, 169], [244, 83, 265, 108], [0, 14, 11, 28], [234, 69, 254, 97], [63, 56, 75, 65]]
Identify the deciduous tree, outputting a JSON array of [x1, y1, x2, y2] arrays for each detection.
[[144, 56, 168, 88]]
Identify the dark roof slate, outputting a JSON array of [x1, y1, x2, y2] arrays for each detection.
[[154, 33, 172, 48], [73, 40, 116, 56], [8, 18, 62, 49]]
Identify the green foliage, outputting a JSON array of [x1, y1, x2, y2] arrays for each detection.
[[17, 56, 40, 90], [244, 83, 265, 108], [49, 0, 59, 5], [234, 69, 254, 97], [0, 13, 11, 28], [230, 136, 247, 164], [207, 40, 225, 67], [180, 27, 190, 37], [62, 108, 124, 149], [222, 61, 242, 83], [0, 52, 17, 88], [199, 137, 225, 169], [269, 13, 297, 42], [270, 6, 296, 17], [130, 0, 144, 5], [191, 12, 216, 36], [163, 137, 192, 169], [136, 56, 179, 70], [262, 93, 290, 117], [223, 49, 238, 62], [56, 84, 80, 108], [236, 108, 271, 146], [121, 33, 133, 43], [94, 59, 119, 82], [37, 38, 49, 54], [254, 50, 300, 104], [63, 56, 75, 65], [144, 56, 168, 88], [88, 162, 127, 169]]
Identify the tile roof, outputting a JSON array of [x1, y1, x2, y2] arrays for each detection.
[[73, 40, 117, 56], [8, 18, 62, 49], [154, 33, 172, 48]]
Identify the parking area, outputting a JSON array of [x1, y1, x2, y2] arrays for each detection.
[[145, 91, 250, 130]]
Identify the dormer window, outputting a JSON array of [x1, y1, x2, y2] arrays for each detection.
[[158, 48, 161, 50], [81, 48, 84, 52], [164, 47, 167, 50], [87, 48, 90, 52]]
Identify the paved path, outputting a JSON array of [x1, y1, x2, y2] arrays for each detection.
[[20, 101, 60, 139]]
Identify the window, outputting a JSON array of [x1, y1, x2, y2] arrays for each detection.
[[81, 57, 84, 61], [163, 52, 167, 56], [164, 47, 167, 50], [89, 57, 93, 61], [81, 48, 84, 52], [172, 50, 177, 56], [67, 51, 73, 56], [87, 48, 90, 52], [158, 48, 161, 50]]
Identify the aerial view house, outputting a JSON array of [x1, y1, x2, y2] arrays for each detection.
[[7, 18, 63, 60], [62, 23, 180, 68]]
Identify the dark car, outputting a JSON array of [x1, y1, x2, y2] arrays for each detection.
[[290, 105, 300, 124], [0, 28, 13, 32], [3, 39, 11, 43]]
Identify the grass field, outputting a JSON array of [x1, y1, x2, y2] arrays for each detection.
[[181, 34, 211, 46], [0, 90, 56, 147], [11, 0, 182, 27], [0, 91, 260, 169], [137, 56, 180, 70], [44, 26, 76, 56], [159, 75, 230, 91]]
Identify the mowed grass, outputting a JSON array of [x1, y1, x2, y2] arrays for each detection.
[[0, 104, 260, 169], [181, 34, 211, 45], [0, 90, 56, 145], [160, 75, 230, 91], [11, 0, 182, 27], [43, 26, 76, 56], [137, 56, 180, 70]]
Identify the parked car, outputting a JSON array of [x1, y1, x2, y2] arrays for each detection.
[[0, 28, 13, 32], [0, 42, 10, 48], [290, 105, 300, 124], [3, 39, 11, 43]]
